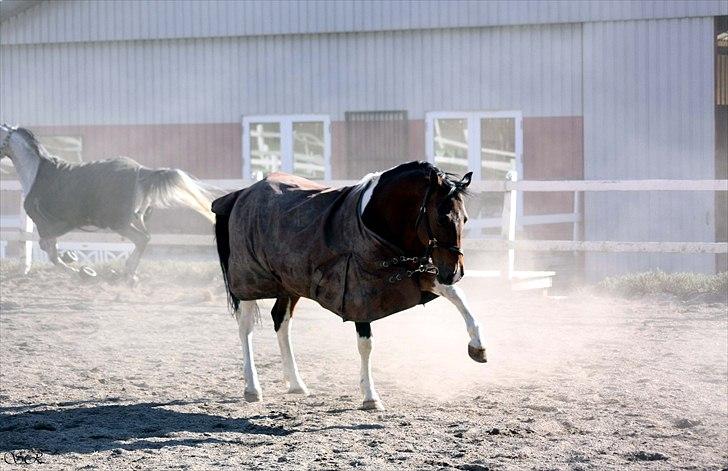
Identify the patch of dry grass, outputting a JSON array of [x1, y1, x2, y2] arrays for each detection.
[[598, 270, 728, 301]]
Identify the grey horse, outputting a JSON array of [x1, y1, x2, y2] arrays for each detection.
[[0, 125, 214, 281]]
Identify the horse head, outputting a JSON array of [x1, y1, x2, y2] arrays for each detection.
[[0, 124, 13, 159], [418, 167, 472, 284], [361, 161, 472, 286], [0, 126, 43, 194]]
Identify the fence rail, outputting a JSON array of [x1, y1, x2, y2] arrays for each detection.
[[1, 178, 727, 275], [4, 233, 723, 254], [3, 179, 727, 193], [463, 240, 728, 254]]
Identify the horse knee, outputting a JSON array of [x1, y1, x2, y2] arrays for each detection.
[[237, 301, 259, 333]]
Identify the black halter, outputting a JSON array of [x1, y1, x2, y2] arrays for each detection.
[[414, 180, 465, 259], [381, 179, 464, 283]]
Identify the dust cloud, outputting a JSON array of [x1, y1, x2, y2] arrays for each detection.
[[1, 263, 726, 469]]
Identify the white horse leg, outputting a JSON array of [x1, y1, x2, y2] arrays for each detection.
[[236, 300, 263, 402], [39, 237, 78, 275], [273, 297, 308, 394], [356, 322, 385, 411], [431, 282, 487, 363]]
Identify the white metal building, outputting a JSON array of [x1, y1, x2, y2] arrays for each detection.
[[1, 0, 726, 278]]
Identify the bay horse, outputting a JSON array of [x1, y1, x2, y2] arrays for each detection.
[[0, 125, 214, 281], [213, 161, 486, 410]]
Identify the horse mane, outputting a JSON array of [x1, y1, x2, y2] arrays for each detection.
[[381, 161, 470, 197], [10, 127, 54, 160]]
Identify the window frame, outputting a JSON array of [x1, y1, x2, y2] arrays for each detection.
[[424, 110, 523, 181], [242, 114, 332, 180], [425, 110, 524, 227]]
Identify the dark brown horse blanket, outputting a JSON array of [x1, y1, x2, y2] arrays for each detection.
[[24, 156, 140, 238], [213, 173, 436, 323]]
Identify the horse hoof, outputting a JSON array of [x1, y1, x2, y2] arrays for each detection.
[[60, 250, 79, 264], [361, 400, 385, 411], [78, 265, 97, 279], [468, 344, 487, 363], [125, 274, 139, 287], [244, 390, 262, 402], [288, 386, 309, 395]]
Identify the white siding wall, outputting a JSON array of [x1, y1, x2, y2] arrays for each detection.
[[0, 23, 582, 124], [2, 0, 726, 45], [583, 17, 716, 278]]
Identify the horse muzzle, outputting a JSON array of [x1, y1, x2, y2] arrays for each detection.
[[436, 261, 464, 285]]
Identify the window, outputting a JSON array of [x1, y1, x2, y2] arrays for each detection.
[[426, 111, 523, 235], [345, 110, 409, 177], [242, 115, 331, 180], [426, 111, 522, 181]]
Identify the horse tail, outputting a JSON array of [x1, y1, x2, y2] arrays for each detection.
[[212, 191, 243, 313], [142, 168, 215, 222]]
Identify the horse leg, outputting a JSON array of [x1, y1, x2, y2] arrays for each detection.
[[132, 212, 148, 233], [237, 300, 263, 402], [271, 296, 308, 394], [117, 224, 151, 282], [356, 322, 385, 411], [132, 203, 152, 233], [431, 282, 487, 363], [39, 237, 78, 274]]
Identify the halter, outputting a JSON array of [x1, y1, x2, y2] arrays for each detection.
[[414, 181, 465, 258], [382, 177, 464, 283]]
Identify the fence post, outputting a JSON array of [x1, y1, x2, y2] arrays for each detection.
[[572, 190, 582, 242], [18, 205, 33, 274], [500, 171, 518, 280]]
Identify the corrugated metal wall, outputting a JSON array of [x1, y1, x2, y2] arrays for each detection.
[[0, 23, 582, 125], [583, 17, 716, 277], [2, 0, 726, 45], [2, 2, 723, 278]]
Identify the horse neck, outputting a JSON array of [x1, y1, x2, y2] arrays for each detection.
[[362, 172, 427, 253], [9, 136, 42, 196]]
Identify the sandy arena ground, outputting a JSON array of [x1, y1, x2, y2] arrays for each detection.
[[0, 263, 726, 470]]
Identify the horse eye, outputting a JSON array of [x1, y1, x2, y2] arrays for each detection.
[[464, 216, 468, 224]]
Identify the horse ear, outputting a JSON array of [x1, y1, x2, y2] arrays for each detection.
[[459, 172, 473, 188]]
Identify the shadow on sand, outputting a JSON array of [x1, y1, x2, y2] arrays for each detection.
[[0, 400, 292, 454]]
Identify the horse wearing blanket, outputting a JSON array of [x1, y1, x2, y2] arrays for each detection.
[[0, 125, 214, 281], [213, 161, 486, 410]]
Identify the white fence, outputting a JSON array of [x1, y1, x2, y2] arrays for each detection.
[[1, 178, 727, 278]]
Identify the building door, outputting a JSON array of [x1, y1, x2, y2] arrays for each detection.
[[242, 115, 331, 180], [426, 111, 523, 234], [345, 110, 409, 178]]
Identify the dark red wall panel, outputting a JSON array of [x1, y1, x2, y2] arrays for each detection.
[[522, 116, 584, 240], [32, 123, 241, 179]]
